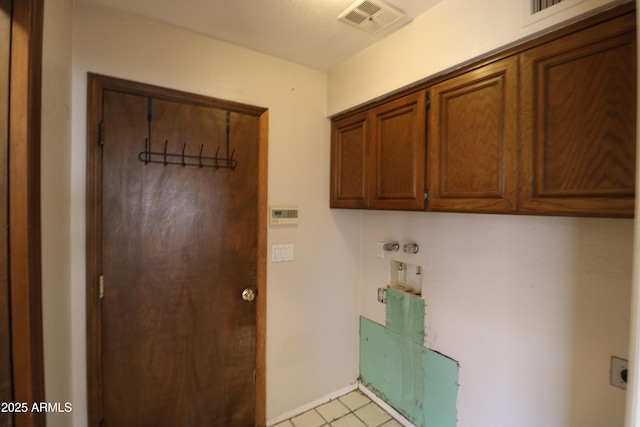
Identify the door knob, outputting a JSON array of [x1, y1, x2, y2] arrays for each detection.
[[241, 288, 256, 302]]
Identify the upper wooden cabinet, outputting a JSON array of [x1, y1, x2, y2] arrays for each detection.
[[518, 11, 636, 217], [330, 3, 635, 217], [428, 56, 518, 213], [331, 111, 369, 208], [369, 91, 426, 210], [330, 91, 426, 210]]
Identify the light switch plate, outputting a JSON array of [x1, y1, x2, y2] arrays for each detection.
[[271, 244, 294, 262]]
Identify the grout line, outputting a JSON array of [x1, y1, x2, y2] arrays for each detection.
[[266, 383, 359, 426], [270, 383, 415, 427], [357, 384, 416, 427]]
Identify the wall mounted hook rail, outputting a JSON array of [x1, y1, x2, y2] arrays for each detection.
[[137, 99, 238, 170], [137, 139, 238, 170]]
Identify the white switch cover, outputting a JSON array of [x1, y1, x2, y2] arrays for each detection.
[[272, 244, 294, 262]]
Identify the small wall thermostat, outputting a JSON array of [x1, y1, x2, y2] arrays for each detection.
[[269, 206, 299, 225]]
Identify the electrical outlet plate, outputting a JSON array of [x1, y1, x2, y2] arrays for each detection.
[[377, 287, 387, 303], [611, 356, 628, 390]]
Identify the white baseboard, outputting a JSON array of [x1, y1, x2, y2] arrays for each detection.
[[266, 381, 416, 427], [266, 383, 358, 426]]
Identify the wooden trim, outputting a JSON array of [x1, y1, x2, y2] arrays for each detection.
[[9, 0, 45, 426], [87, 73, 267, 116], [86, 74, 268, 426], [255, 111, 268, 427], [0, 1, 13, 425], [331, 1, 636, 120], [85, 74, 104, 427]]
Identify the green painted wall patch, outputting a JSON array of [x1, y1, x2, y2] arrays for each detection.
[[385, 287, 425, 344], [360, 316, 458, 427]]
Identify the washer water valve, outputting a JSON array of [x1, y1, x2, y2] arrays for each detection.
[[382, 241, 400, 251], [403, 242, 419, 254]]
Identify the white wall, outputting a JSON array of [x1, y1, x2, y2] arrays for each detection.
[[329, 0, 634, 426], [41, 0, 73, 426], [361, 212, 632, 427], [328, 0, 630, 115], [68, 3, 361, 424], [39, 0, 635, 426], [624, 3, 640, 425]]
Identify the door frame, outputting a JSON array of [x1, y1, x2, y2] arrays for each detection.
[[5, 1, 46, 426], [86, 73, 268, 427]]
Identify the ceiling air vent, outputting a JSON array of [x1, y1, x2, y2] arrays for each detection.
[[338, 0, 405, 34], [532, 0, 564, 13]]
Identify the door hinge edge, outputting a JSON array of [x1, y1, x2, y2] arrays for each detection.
[[99, 274, 104, 299]]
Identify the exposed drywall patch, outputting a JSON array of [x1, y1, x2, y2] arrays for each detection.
[[385, 287, 424, 344], [360, 316, 458, 427]]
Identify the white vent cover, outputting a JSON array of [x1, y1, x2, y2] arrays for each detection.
[[338, 0, 405, 34], [532, 0, 565, 13]]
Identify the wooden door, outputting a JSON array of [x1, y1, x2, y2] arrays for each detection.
[[369, 91, 426, 210], [87, 75, 267, 427], [330, 111, 369, 208], [519, 11, 636, 217], [427, 56, 518, 213]]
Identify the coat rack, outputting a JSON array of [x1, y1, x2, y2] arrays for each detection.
[[137, 100, 237, 170]]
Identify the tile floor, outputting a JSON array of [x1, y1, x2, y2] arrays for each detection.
[[272, 390, 403, 427]]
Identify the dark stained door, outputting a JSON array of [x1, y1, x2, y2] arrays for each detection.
[[100, 88, 261, 426]]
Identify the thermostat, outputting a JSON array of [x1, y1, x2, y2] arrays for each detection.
[[269, 206, 299, 225]]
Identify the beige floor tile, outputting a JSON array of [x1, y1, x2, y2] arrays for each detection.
[[330, 413, 367, 427], [354, 403, 391, 427], [316, 399, 351, 422], [292, 409, 327, 427], [338, 391, 372, 411], [278, 390, 403, 427]]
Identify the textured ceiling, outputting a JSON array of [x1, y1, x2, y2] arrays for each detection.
[[79, 0, 444, 70]]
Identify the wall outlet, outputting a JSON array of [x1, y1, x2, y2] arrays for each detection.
[[611, 356, 628, 390]]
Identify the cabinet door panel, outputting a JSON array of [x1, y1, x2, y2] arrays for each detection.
[[519, 13, 636, 216], [369, 91, 426, 210], [428, 56, 518, 212], [330, 112, 368, 208]]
